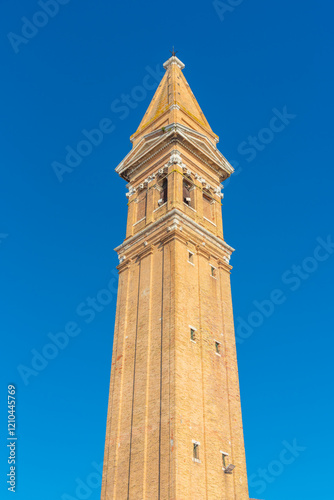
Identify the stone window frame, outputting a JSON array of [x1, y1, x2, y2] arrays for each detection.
[[210, 264, 217, 279], [188, 251, 195, 265]]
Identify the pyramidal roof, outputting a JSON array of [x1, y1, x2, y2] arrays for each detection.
[[131, 55, 218, 145]]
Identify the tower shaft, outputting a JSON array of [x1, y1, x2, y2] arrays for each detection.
[[101, 56, 250, 500]]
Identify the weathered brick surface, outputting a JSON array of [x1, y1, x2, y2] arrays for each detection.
[[101, 56, 251, 500]]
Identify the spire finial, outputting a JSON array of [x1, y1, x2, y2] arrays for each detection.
[[170, 46, 178, 57]]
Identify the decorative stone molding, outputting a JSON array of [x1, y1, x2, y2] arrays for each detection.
[[217, 258, 232, 272], [136, 244, 155, 260], [136, 173, 157, 192], [195, 174, 211, 190], [167, 218, 183, 232], [117, 122, 234, 180], [125, 186, 136, 198], [182, 166, 192, 177], [214, 186, 224, 198], [115, 208, 235, 258], [196, 242, 211, 260], [163, 55, 185, 70], [192, 176, 224, 197], [147, 174, 156, 183], [165, 150, 185, 169], [158, 166, 168, 176]]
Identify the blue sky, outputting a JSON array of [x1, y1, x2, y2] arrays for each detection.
[[0, 1, 333, 499]]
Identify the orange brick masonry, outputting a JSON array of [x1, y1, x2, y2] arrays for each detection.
[[101, 55, 255, 500]]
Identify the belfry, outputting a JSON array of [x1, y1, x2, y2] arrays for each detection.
[[101, 54, 253, 499]]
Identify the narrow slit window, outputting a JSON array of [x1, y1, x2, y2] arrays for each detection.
[[221, 452, 228, 468], [162, 178, 168, 204], [193, 443, 199, 460], [158, 178, 168, 206], [211, 266, 217, 278], [188, 252, 194, 264], [190, 328, 196, 341], [183, 180, 192, 206], [215, 341, 221, 354]]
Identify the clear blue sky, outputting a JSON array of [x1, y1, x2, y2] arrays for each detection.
[[1, 1, 333, 499]]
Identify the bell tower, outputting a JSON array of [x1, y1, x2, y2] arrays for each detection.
[[101, 54, 251, 499]]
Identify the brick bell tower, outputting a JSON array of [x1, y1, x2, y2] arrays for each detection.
[[101, 54, 252, 499]]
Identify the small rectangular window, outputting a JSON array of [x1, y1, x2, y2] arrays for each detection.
[[162, 178, 168, 204], [211, 266, 217, 278], [183, 180, 191, 206], [190, 328, 196, 341], [158, 178, 168, 206], [215, 341, 221, 355], [221, 451, 228, 469], [193, 443, 199, 460], [188, 252, 194, 264]]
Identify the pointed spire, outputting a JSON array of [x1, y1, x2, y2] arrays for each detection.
[[130, 54, 218, 145]]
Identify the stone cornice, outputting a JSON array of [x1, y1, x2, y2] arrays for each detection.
[[115, 209, 234, 262], [163, 55, 185, 70], [116, 124, 233, 182], [116, 258, 132, 273], [135, 243, 155, 261]]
